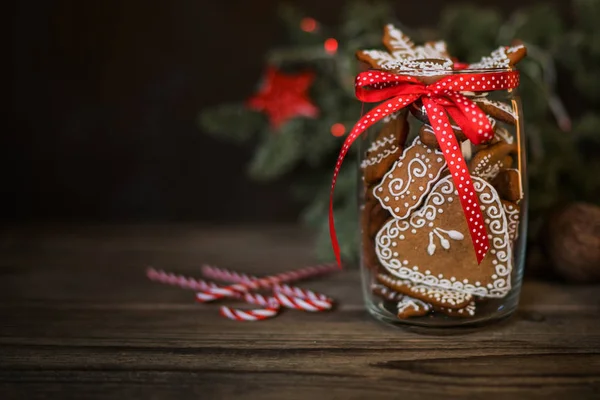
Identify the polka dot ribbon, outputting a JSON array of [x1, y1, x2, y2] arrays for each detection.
[[330, 70, 520, 266]]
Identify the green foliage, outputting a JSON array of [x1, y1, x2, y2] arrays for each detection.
[[508, 4, 564, 49], [198, 103, 263, 143], [558, 0, 600, 104], [314, 193, 360, 262], [198, 0, 600, 265], [247, 123, 305, 181], [439, 5, 502, 61]]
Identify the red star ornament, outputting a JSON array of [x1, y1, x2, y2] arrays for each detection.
[[247, 67, 319, 130]]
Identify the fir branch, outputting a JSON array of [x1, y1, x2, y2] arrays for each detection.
[[247, 121, 306, 181], [266, 46, 334, 65], [198, 103, 263, 143]]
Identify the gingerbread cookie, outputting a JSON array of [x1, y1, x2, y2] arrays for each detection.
[[375, 175, 513, 298], [492, 168, 523, 203], [362, 194, 391, 238], [373, 137, 447, 219], [494, 126, 514, 144], [419, 124, 467, 150], [370, 202, 390, 237], [469, 141, 518, 180], [409, 102, 430, 124], [362, 235, 382, 272], [502, 200, 520, 242], [468, 42, 527, 70], [372, 284, 404, 302], [361, 112, 409, 185], [356, 24, 452, 72], [411, 102, 497, 145], [361, 204, 383, 272], [377, 273, 473, 309], [435, 301, 477, 318], [396, 296, 431, 319], [472, 126, 514, 154], [475, 99, 517, 125]]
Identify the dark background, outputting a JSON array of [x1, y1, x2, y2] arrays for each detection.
[[7, 0, 562, 224]]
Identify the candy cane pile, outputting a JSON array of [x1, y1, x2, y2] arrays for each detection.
[[146, 263, 339, 321]]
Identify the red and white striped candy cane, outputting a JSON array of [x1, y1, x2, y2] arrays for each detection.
[[201, 265, 255, 284], [200, 265, 335, 311], [146, 267, 281, 322], [196, 263, 338, 303], [273, 292, 332, 312], [196, 290, 279, 308], [273, 284, 331, 302], [215, 292, 281, 322], [200, 263, 338, 288], [146, 267, 218, 291], [272, 284, 333, 312], [219, 306, 280, 322]]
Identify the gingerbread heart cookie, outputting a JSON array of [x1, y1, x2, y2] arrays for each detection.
[[502, 200, 520, 242], [375, 175, 513, 298], [373, 137, 447, 219], [361, 192, 391, 272], [396, 296, 431, 319], [377, 273, 473, 309], [361, 112, 409, 185]]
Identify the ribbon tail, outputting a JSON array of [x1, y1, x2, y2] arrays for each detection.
[[444, 92, 495, 145], [329, 201, 342, 268], [423, 98, 490, 264], [329, 94, 420, 268]]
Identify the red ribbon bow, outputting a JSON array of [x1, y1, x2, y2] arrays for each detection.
[[330, 69, 520, 267]]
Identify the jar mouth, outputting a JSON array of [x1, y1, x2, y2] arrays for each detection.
[[371, 66, 516, 76]]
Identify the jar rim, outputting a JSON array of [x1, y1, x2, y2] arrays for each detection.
[[369, 66, 516, 76]]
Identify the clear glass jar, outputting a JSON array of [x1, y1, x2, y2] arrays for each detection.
[[358, 68, 526, 329]]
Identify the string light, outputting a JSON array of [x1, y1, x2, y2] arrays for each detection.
[[300, 17, 317, 32], [330, 123, 345, 137], [324, 38, 338, 54]]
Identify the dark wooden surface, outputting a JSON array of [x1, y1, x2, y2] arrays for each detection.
[[1, 225, 600, 399]]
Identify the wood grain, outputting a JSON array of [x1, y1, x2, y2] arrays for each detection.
[[1, 224, 600, 399]]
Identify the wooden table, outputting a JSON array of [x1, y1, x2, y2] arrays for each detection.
[[1, 225, 600, 399]]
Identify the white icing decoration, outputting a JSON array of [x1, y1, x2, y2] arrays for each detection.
[[382, 111, 401, 123], [475, 158, 503, 180], [375, 175, 513, 298], [477, 99, 517, 121], [439, 301, 476, 316], [468, 45, 524, 70], [427, 228, 464, 255], [385, 24, 417, 59], [384, 58, 453, 74], [503, 202, 520, 242], [396, 296, 431, 315], [360, 24, 452, 72], [495, 127, 514, 144], [360, 133, 401, 168], [379, 273, 472, 307], [373, 137, 447, 219], [372, 284, 404, 302], [507, 44, 525, 54]]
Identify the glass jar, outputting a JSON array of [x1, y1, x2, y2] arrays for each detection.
[[358, 68, 526, 329]]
